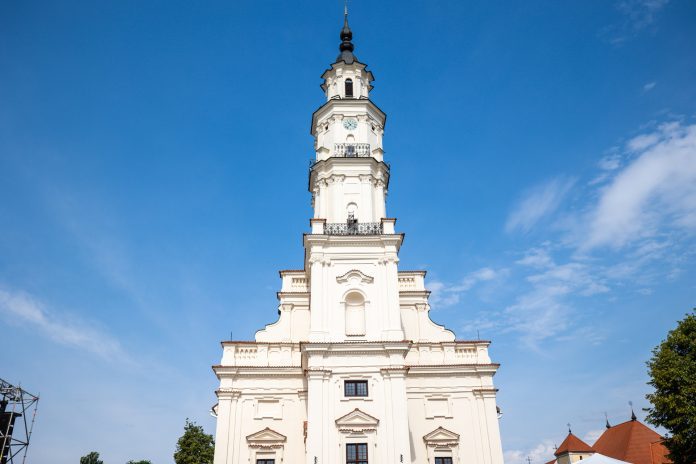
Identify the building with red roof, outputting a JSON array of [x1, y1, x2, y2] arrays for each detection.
[[544, 412, 670, 464], [553, 431, 595, 464], [593, 416, 670, 464]]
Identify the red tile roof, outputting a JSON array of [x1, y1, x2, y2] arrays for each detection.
[[592, 420, 670, 464], [555, 433, 595, 456]]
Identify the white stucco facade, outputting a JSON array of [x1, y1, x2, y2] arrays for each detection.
[[213, 14, 505, 464]]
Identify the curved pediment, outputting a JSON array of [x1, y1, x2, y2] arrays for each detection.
[[423, 426, 460, 447], [336, 269, 374, 284], [335, 408, 379, 432], [247, 427, 287, 448]]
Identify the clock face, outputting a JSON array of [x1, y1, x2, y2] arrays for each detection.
[[343, 118, 358, 130]]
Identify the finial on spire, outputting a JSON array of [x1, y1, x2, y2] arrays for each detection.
[[629, 401, 637, 421], [336, 1, 357, 64], [605, 412, 611, 429], [567, 423, 572, 434]]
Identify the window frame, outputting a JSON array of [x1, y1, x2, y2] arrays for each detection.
[[346, 443, 368, 464], [345, 78, 354, 98], [344, 380, 369, 397], [256, 460, 275, 464]]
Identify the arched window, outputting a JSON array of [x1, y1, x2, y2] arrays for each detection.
[[345, 78, 354, 98], [344, 291, 366, 336]]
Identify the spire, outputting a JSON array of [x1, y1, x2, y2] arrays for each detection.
[[336, 2, 357, 64], [629, 401, 637, 421], [605, 412, 611, 429]]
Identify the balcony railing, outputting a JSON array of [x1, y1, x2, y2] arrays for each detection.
[[334, 143, 371, 157], [324, 222, 383, 235]]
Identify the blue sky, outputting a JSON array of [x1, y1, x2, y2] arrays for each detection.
[[1, 0, 695, 463]]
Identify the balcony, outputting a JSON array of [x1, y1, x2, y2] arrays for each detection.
[[324, 221, 383, 235], [334, 143, 371, 157]]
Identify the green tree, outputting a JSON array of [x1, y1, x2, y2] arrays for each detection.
[[646, 309, 696, 464], [80, 452, 104, 464], [173, 418, 215, 464]]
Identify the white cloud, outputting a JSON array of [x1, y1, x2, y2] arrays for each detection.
[[430, 267, 504, 308], [643, 81, 657, 92], [601, 0, 669, 44], [0, 287, 130, 362], [584, 428, 605, 443], [584, 122, 696, 249], [505, 440, 557, 464], [516, 248, 555, 268], [506, 177, 576, 234], [617, 0, 669, 30], [484, 120, 696, 347], [466, 243, 611, 346], [598, 154, 622, 171]]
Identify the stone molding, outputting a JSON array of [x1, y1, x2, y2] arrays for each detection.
[[336, 269, 374, 284], [423, 426, 460, 448], [246, 427, 287, 449], [335, 408, 380, 433]]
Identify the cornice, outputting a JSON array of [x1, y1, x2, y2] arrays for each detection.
[[472, 388, 499, 397], [278, 269, 306, 277], [212, 365, 304, 379], [302, 340, 411, 356], [406, 363, 500, 368], [399, 290, 432, 297], [310, 98, 387, 135], [405, 364, 500, 376], [398, 270, 427, 276], [276, 291, 310, 300], [215, 388, 242, 399], [411, 340, 492, 347], [220, 341, 300, 347], [303, 233, 405, 249]]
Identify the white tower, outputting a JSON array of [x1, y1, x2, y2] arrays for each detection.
[[213, 12, 505, 464]]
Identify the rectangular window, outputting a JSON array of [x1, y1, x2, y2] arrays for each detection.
[[435, 458, 453, 464], [344, 380, 368, 397], [346, 443, 368, 464], [256, 460, 275, 464]]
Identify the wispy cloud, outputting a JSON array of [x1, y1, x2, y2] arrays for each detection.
[[643, 82, 657, 92], [0, 287, 131, 362], [584, 121, 696, 249], [430, 267, 504, 307], [584, 428, 605, 443], [505, 440, 557, 464], [502, 248, 609, 347], [506, 177, 576, 234], [601, 0, 670, 44], [451, 120, 696, 347]]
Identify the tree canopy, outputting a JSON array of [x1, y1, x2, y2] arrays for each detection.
[[646, 308, 696, 464], [173, 418, 215, 464], [80, 452, 104, 464]]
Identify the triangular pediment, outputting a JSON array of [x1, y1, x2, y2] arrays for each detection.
[[424, 426, 460, 444], [246, 427, 287, 444], [335, 408, 380, 428], [336, 269, 374, 284]]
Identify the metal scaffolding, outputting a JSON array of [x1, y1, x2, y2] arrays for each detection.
[[0, 379, 38, 464]]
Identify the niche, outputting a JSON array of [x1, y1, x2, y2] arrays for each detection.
[[344, 291, 366, 336]]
